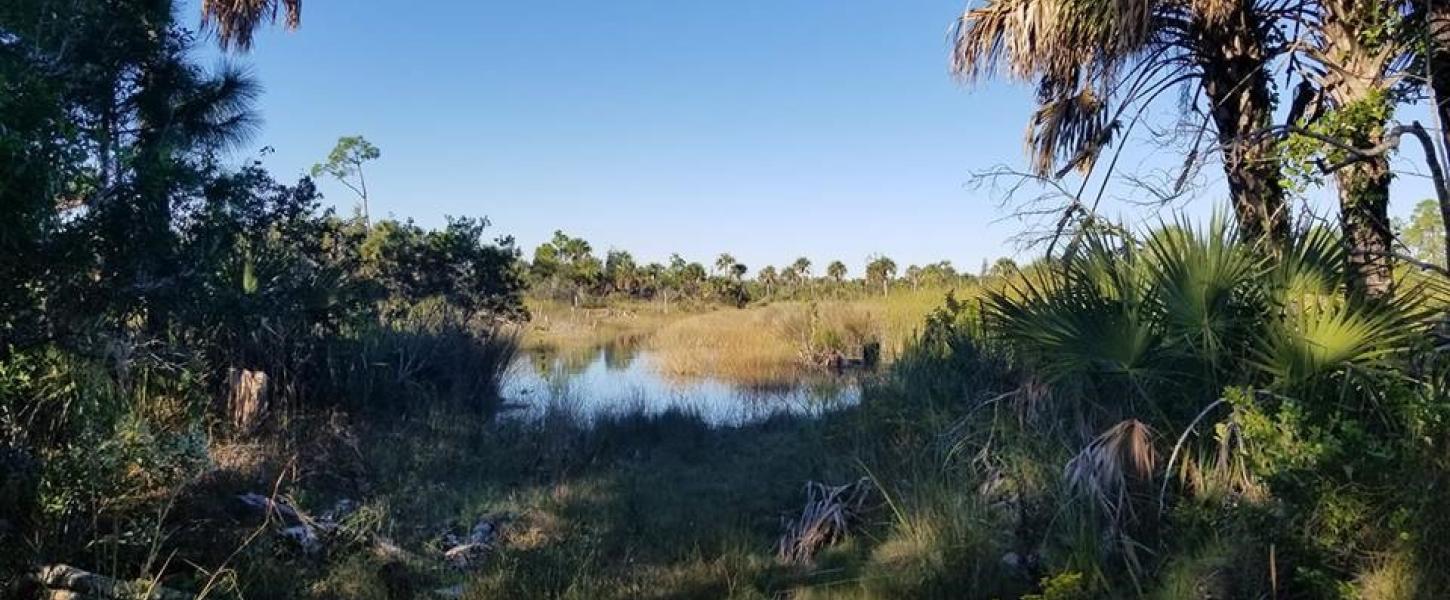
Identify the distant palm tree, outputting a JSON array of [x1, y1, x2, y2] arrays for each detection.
[[715, 253, 737, 276], [952, 0, 1289, 247], [905, 265, 923, 291], [790, 257, 812, 280], [866, 256, 897, 297], [758, 266, 779, 297], [827, 260, 847, 284], [790, 257, 814, 298], [201, 0, 302, 51]]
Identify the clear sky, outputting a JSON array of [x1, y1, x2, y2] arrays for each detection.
[[188, 0, 1440, 275]]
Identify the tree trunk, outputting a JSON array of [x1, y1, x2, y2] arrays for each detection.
[[1194, 6, 1289, 249], [1336, 157, 1395, 298], [1425, 0, 1450, 267], [1317, 3, 1396, 299]]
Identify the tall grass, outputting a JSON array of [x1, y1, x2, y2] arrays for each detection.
[[0, 297, 521, 589], [321, 299, 520, 415], [522, 297, 692, 354], [648, 304, 810, 386], [647, 289, 970, 387]]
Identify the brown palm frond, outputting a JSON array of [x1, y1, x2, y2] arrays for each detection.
[[1189, 0, 1246, 26], [952, 0, 1177, 178], [1026, 79, 1121, 176], [952, 0, 1053, 82], [776, 479, 874, 564], [1064, 419, 1158, 526], [201, 0, 302, 51]]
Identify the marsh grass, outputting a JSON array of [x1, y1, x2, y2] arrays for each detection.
[[646, 288, 971, 387], [648, 304, 807, 387], [522, 298, 695, 355]]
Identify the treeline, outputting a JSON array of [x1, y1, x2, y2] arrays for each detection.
[[525, 230, 1021, 306]]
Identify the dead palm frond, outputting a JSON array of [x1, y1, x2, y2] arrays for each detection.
[[951, 0, 1291, 244], [776, 478, 874, 564], [201, 0, 302, 51], [951, 0, 1181, 176], [1064, 419, 1158, 526]]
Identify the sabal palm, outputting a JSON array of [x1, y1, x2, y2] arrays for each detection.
[[715, 253, 737, 275], [952, 0, 1290, 247]]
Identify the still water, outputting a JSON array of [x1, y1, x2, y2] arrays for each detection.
[[501, 340, 860, 426]]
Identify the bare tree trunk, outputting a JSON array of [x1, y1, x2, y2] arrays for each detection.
[[1195, 5, 1289, 249]]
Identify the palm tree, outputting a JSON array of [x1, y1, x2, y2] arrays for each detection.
[[989, 257, 1019, 278], [758, 265, 779, 297], [866, 256, 897, 296], [605, 249, 638, 295], [790, 257, 814, 297], [826, 260, 847, 284], [905, 265, 923, 291], [715, 253, 737, 276], [952, 0, 1290, 247], [790, 257, 812, 280], [201, 0, 302, 51]]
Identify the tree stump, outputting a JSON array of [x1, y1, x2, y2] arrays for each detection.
[[227, 368, 270, 433], [861, 342, 881, 368]]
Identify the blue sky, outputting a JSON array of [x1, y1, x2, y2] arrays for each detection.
[[190, 0, 1440, 275]]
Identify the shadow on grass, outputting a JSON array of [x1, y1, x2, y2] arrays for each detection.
[[148, 360, 1028, 600]]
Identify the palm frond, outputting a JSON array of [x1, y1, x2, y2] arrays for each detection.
[[1065, 419, 1158, 524], [1255, 295, 1424, 384], [986, 229, 1168, 400], [1026, 77, 1120, 176], [201, 0, 302, 51], [1143, 215, 1262, 371]]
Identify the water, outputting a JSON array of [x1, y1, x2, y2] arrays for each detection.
[[501, 340, 861, 426]]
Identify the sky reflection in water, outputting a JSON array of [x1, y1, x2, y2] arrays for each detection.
[[501, 341, 860, 426]]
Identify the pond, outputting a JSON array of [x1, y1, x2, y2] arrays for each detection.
[[501, 339, 861, 426]]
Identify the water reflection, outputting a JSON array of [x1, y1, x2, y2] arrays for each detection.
[[503, 342, 859, 426]]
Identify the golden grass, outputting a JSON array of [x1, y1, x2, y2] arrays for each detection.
[[519, 286, 980, 387], [1354, 550, 1423, 600], [648, 304, 806, 387], [647, 286, 978, 386], [521, 298, 694, 353]]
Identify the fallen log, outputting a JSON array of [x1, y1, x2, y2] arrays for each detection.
[[438, 514, 509, 570], [24, 564, 194, 600], [234, 493, 323, 553]]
